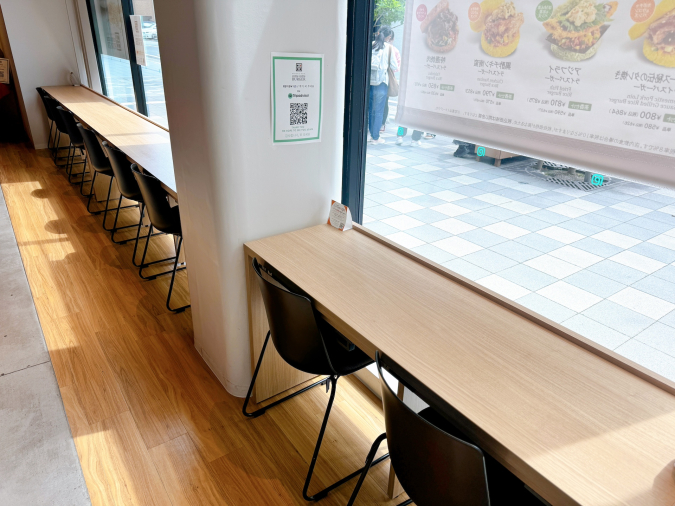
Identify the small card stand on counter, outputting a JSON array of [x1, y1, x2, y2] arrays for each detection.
[[327, 200, 352, 231]]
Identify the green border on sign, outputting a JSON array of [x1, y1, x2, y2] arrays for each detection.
[[272, 56, 323, 143]]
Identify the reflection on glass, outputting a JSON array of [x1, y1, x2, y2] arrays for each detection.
[[140, 14, 168, 127]]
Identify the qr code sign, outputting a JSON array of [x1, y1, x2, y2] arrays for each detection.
[[290, 103, 308, 126], [296, 63, 302, 71], [0, 69, 5, 81]]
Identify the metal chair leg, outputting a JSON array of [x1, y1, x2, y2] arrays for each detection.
[[108, 196, 140, 244], [242, 330, 330, 418], [166, 236, 190, 313], [137, 223, 181, 280], [79, 156, 92, 195], [346, 433, 388, 506], [86, 170, 99, 214]]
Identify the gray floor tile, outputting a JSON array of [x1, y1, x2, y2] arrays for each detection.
[[561, 314, 630, 349], [634, 322, 675, 357], [490, 241, 543, 262], [626, 216, 675, 233], [563, 270, 625, 298], [516, 293, 577, 323], [517, 196, 559, 208], [454, 198, 493, 211], [572, 237, 623, 257], [498, 264, 556, 291], [469, 172, 503, 181], [578, 194, 623, 206], [408, 195, 448, 208], [369, 180, 404, 191], [527, 209, 569, 225], [364, 185, 381, 196], [536, 191, 575, 203], [615, 339, 675, 381], [406, 208, 452, 224], [657, 308, 675, 328], [582, 300, 654, 337], [628, 242, 675, 264], [597, 190, 634, 201], [623, 196, 666, 210], [369, 192, 401, 205], [457, 212, 501, 227], [470, 181, 504, 192], [430, 179, 465, 190], [364, 221, 399, 236], [653, 265, 675, 284], [363, 198, 378, 209], [451, 186, 487, 198], [458, 229, 508, 248], [576, 213, 622, 229], [631, 276, 675, 305], [609, 223, 660, 241], [587, 260, 646, 285], [505, 215, 549, 232], [406, 224, 452, 243], [364, 205, 401, 220], [640, 192, 675, 205], [391, 167, 427, 177], [493, 188, 530, 200], [557, 220, 603, 236], [480, 206, 520, 220], [642, 211, 675, 225], [463, 249, 518, 273], [411, 244, 457, 264], [411, 174, 444, 183], [407, 182, 445, 194], [514, 233, 565, 253], [593, 207, 636, 222], [442, 258, 491, 280]]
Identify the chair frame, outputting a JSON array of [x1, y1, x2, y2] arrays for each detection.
[[242, 258, 389, 501]]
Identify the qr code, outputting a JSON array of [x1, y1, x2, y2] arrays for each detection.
[[290, 103, 308, 126], [296, 63, 302, 71]]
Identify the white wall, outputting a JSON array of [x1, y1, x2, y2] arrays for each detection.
[[154, 0, 347, 395], [1, 0, 82, 147]]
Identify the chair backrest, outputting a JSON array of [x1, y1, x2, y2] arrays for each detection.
[[102, 142, 141, 200], [43, 96, 67, 132], [56, 106, 83, 145], [377, 352, 490, 506], [36, 88, 54, 121], [131, 164, 177, 232], [77, 123, 110, 171], [251, 257, 336, 376]]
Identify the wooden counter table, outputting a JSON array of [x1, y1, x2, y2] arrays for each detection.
[[42, 85, 176, 199], [244, 223, 675, 506]]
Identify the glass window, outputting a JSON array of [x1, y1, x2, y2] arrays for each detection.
[[349, 0, 675, 383], [85, 0, 168, 127]]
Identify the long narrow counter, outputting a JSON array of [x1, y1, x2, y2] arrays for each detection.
[[43, 85, 176, 199], [245, 223, 675, 506]]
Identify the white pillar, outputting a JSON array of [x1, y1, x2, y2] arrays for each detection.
[[154, 0, 347, 395]]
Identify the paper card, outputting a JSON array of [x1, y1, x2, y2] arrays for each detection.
[[0, 59, 9, 85], [130, 15, 147, 67], [327, 200, 352, 231]]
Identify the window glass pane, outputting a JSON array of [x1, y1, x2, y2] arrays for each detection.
[[89, 0, 137, 110], [139, 13, 168, 127], [361, 1, 675, 382]]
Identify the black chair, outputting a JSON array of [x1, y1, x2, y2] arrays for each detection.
[[243, 257, 390, 502], [131, 164, 190, 313], [347, 352, 545, 506], [56, 106, 88, 183], [36, 88, 56, 152], [77, 123, 137, 223], [103, 142, 171, 272], [42, 96, 71, 165]]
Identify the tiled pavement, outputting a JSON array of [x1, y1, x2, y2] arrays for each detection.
[[364, 132, 675, 382]]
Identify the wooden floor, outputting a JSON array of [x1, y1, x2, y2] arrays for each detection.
[[0, 142, 401, 506]]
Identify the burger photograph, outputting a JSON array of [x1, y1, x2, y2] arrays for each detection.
[[629, 0, 675, 67], [470, 0, 525, 57], [421, 0, 460, 52], [543, 0, 618, 61]]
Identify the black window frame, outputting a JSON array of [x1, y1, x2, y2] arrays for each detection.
[[341, 0, 374, 225]]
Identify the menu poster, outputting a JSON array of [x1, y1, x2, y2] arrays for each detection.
[[271, 53, 324, 144], [396, 0, 675, 185]]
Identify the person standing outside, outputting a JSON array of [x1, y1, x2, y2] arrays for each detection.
[[380, 27, 400, 132], [368, 27, 398, 144]]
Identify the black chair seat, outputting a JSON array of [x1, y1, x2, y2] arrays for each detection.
[[152, 206, 181, 236], [319, 323, 373, 375]]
